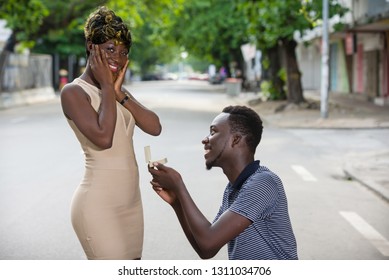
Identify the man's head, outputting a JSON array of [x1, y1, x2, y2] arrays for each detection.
[[222, 105, 263, 153], [202, 105, 263, 170], [84, 6, 132, 57]]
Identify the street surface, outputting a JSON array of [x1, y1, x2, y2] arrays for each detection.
[[0, 80, 388, 260]]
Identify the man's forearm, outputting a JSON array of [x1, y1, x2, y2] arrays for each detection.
[[174, 187, 219, 258], [172, 201, 203, 257]]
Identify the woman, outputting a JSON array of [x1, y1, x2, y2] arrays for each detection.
[[60, 6, 161, 260]]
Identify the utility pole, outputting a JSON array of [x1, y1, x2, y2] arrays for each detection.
[[321, 0, 329, 118]]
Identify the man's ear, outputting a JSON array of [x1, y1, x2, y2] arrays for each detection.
[[231, 133, 243, 147]]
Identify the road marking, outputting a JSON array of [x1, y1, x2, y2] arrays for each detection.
[[340, 211, 389, 256], [291, 165, 317, 181], [10, 117, 27, 124]]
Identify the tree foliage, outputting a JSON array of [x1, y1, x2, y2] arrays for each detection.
[[0, 0, 182, 71], [34, 0, 182, 76], [239, 0, 348, 103], [123, 0, 184, 76], [1, 0, 349, 99], [0, 0, 49, 50], [241, 0, 348, 50], [170, 0, 250, 76]]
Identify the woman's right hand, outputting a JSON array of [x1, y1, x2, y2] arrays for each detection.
[[89, 44, 114, 88]]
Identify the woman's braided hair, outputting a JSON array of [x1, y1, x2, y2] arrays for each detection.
[[84, 6, 132, 56]]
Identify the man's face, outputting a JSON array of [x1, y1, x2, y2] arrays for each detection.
[[202, 113, 231, 170]]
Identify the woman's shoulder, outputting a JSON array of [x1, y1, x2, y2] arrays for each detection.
[[60, 78, 90, 101], [61, 77, 92, 94]]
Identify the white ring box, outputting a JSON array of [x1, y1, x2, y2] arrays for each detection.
[[144, 145, 168, 167]]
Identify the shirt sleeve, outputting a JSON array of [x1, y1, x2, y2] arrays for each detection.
[[212, 185, 229, 223], [229, 171, 279, 222]]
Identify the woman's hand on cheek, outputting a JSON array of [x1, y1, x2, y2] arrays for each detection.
[[90, 45, 114, 87], [114, 59, 129, 93]]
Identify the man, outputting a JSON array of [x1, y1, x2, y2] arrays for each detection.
[[148, 105, 297, 260]]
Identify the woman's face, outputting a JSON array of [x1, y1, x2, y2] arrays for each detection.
[[98, 40, 129, 74]]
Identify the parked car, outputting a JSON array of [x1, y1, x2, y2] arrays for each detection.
[[141, 73, 162, 81]]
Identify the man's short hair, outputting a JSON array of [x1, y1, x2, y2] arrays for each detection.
[[222, 105, 263, 153]]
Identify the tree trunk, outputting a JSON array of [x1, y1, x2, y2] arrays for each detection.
[[0, 50, 8, 93], [264, 44, 286, 99], [0, 32, 16, 93], [282, 38, 305, 104]]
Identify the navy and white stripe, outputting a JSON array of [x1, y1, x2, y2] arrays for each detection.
[[213, 161, 298, 260]]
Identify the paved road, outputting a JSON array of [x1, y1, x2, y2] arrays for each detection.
[[0, 80, 388, 260]]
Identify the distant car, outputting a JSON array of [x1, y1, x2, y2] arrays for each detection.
[[163, 73, 178, 80], [189, 73, 209, 81], [141, 73, 162, 81]]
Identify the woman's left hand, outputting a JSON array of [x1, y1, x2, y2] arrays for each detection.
[[114, 60, 129, 99]]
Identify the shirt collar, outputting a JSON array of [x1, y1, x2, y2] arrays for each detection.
[[229, 160, 260, 191]]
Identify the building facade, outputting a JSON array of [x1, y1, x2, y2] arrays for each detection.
[[297, 0, 389, 106]]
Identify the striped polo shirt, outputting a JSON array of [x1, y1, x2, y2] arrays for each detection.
[[213, 161, 298, 260]]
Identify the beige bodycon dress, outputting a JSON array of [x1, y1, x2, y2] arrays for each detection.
[[67, 78, 143, 260]]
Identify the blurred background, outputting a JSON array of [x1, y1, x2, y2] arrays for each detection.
[[1, 0, 388, 108], [1, 0, 389, 260]]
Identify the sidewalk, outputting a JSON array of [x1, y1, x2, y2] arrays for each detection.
[[243, 90, 389, 129], [236, 89, 389, 203]]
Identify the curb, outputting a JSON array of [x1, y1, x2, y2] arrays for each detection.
[[0, 87, 57, 109], [343, 168, 389, 203], [342, 151, 389, 203]]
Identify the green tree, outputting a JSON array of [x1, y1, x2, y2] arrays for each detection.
[[0, 0, 49, 91], [240, 0, 348, 103], [1, 0, 183, 82], [0, 0, 49, 51], [123, 0, 184, 77], [171, 0, 250, 78], [33, 0, 182, 78], [32, 0, 107, 57]]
